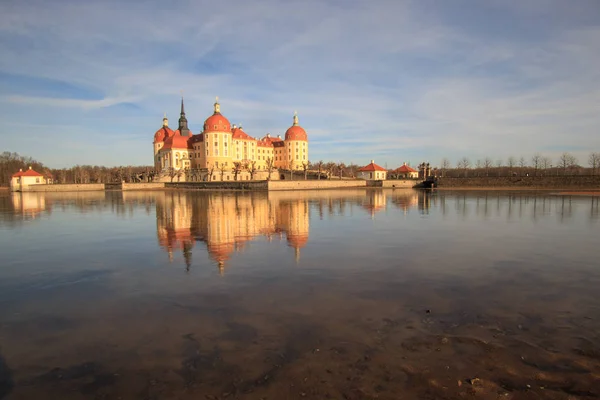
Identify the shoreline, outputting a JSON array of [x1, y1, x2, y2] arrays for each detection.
[[435, 187, 600, 194]]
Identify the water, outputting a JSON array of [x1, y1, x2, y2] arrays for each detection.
[[0, 189, 598, 399]]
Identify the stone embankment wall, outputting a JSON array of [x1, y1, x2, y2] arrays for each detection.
[[436, 176, 600, 188], [166, 181, 268, 190], [378, 180, 418, 188], [25, 184, 105, 192], [268, 180, 367, 191], [121, 183, 165, 190]]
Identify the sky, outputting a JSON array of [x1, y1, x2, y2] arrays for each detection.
[[1, 0, 599, 169]]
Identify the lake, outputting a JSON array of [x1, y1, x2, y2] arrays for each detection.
[[0, 189, 599, 399]]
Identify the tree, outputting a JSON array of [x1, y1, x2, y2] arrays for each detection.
[[519, 157, 526, 176], [337, 162, 346, 179], [507, 156, 516, 176], [218, 163, 226, 181], [541, 157, 551, 173], [531, 153, 541, 176], [316, 160, 324, 180], [248, 160, 257, 180], [208, 165, 215, 181], [589, 152, 600, 175], [559, 152, 576, 175], [441, 158, 450, 177], [232, 161, 243, 181], [484, 157, 493, 177], [265, 157, 274, 180], [326, 162, 336, 180], [302, 161, 309, 180], [457, 157, 470, 177], [168, 167, 177, 182]]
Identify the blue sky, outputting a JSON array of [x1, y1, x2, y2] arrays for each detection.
[[1, 0, 599, 168]]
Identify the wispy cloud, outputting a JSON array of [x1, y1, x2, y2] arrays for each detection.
[[0, 0, 599, 168]]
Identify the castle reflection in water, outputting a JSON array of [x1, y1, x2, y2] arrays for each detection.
[[152, 189, 422, 273], [4, 190, 598, 273]]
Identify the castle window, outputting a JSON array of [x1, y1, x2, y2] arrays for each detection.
[[214, 125, 217, 129]]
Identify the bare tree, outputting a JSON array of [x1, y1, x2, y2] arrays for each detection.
[[337, 162, 346, 179], [265, 157, 274, 180], [316, 160, 324, 180], [559, 152, 576, 175], [232, 161, 243, 181], [457, 157, 471, 177], [589, 152, 600, 175], [441, 158, 450, 177], [326, 162, 336, 180], [248, 160, 257, 180], [208, 165, 215, 181], [507, 156, 516, 176], [484, 157, 493, 177], [302, 161, 309, 180], [168, 167, 177, 182], [519, 157, 526, 176], [541, 157, 551, 173], [531, 153, 541, 176]]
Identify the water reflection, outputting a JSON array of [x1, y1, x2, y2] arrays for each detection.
[[155, 192, 310, 274]]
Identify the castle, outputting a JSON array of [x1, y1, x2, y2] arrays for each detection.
[[153, 97, 308, 181]]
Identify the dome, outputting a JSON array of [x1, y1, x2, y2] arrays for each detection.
[[284, 111, 307, 141], [154, 126, 174, 143], [284, 125, 307, 141], [203, 97, 231, 133]]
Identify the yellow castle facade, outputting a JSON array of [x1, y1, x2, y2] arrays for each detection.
[[152, 98, 309, 181]]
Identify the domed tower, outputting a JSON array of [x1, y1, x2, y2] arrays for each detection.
[[202, 97, 232, 174], [284, 111, 308, 170], [153, 114, 174, 170]]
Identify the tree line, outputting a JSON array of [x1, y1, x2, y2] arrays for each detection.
[[439, 152, 600, 178], [0, 152, 154, 186]]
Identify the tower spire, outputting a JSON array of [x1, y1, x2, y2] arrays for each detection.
[[293, 110, 299, 126], [163, 112, 168, 127], [178, 96, 189, 136], [214, 96, 220, 114]]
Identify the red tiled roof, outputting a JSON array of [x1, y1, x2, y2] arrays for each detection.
[[358, 161, 387, 172], [12, 168, 43, 177], [232, 127, 255, 141], [393, 164, 417, 173], [162, 131, 192, 150], [154, 126, 175, 143], [257, 140, 273, 148]]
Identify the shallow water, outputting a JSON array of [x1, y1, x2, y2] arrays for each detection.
[[0, 189, 599, 399]]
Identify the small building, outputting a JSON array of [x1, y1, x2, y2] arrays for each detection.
[[392, 163, 418, 179], [357, 160, 387, 180], [10, 167, 47, 191]]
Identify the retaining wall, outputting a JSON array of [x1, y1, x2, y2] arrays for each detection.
[[166, 181, 268, 190], [24, 184, 105, 192], [380, 180, 418, 188], [268, 180, 367, 191]]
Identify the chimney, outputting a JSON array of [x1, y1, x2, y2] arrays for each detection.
[[29, 166, 32, 170], [19, 168, 23, 172], [233, 124, 237, 129], [277, 135, 281, 139], [371, 160, 374, 164], [266, 133, 271, 138], [403, 162, 406, 166]]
